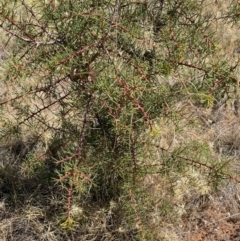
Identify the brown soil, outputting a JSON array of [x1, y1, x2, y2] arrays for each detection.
[[183, 202, 240, 241]]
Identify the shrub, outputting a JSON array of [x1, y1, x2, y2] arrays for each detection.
[[0, 0, 240, 239]]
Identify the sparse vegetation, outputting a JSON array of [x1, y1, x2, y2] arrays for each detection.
[[0, 0, 240, 240]]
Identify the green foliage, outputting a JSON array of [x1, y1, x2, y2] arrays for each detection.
[[60, 216, 78, 231], [0, 0, 240, 239]]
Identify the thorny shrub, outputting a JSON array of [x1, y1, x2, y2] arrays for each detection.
[[0, 0, 240, 239]]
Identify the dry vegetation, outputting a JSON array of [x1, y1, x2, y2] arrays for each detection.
[[1, 0, 240, 241]]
